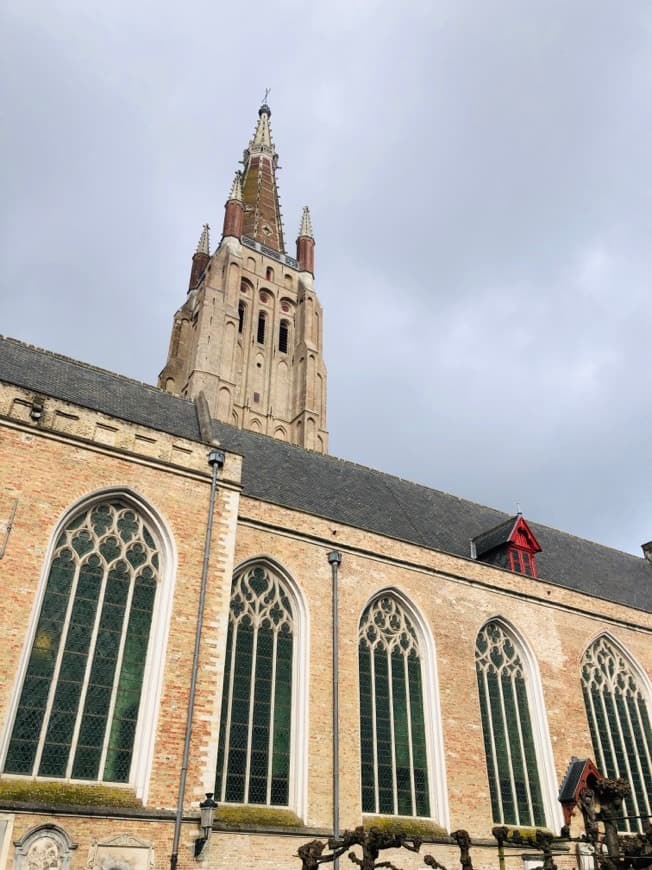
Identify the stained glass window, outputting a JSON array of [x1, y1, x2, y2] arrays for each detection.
[[581, 636, 652, 832], [4, 501, 159, 783], [475, 621, 546, 826], [358, 595, 430, 817], [215, 563, 294, 806]]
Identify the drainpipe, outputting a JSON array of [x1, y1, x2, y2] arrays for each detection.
[[170, 448, 225, 870], [327, 550, 342, 869]]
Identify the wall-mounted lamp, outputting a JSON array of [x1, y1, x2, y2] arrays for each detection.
[[194, 792, 218, 858]]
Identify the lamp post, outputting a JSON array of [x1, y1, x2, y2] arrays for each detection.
[[327, 550, 342, 870], [194, 793, 218, 857]]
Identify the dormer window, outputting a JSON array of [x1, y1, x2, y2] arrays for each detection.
[[508, 548, 536, 577], [471, 514, 542, 578]]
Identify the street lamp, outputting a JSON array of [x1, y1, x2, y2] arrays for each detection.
[[194, 793, 218, 858]]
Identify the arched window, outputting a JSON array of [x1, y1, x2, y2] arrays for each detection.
[[475, 620, 547, 827], [215, 562, 297, 807], [358, 595, 430, 817], [257, 312, 266, 344], [238, 301, 246, 334], [581, 635, 652, 831], [3, 500, 160, 784], [278, 320, 289, 354], [266, 266, 274, 281]]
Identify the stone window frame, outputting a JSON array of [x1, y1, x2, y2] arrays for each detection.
[[0, 487, 177, 802], [580, 632, 652, 832], [474, 617, 561, 830], [214, 556, 309, 820], [357, 587, 449, 828]]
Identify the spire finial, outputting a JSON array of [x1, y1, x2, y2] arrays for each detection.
[[228, 170, 243, 202], [259, 88, 271, 117], [196, 224, 210, 255], [298, 206, 314, 239]]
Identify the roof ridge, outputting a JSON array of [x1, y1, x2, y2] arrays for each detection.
[[0, 335, 196, 406]]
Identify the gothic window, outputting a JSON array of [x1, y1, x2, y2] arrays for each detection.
[[3, 500, 159, 784], [358, 595, 430, 817], [238, 302, 246, 334], [581, 636, 652, 831], [215, 563, 294, 806], [475, 621, 546, 827], [278, 320, 289, 354], [257, 312, 266, 344]]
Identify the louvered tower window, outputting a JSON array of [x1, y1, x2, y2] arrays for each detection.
[[4, 501, 158, 783], [257, 312, 266, 344], [358, 595, 430, 817], [581, 636, 652, 832], [475, 621, 546, 826], [215, 564, 294, 805], [279, 320, 289, 354], [238, 302, 246, 334]]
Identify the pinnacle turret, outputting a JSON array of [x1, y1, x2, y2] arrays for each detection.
[[228, 171, 243, 202], [296, 206, 315, 274], [298, 206, 314, 240], [188, 223, 211, 290], [196, 223, 210, 255]]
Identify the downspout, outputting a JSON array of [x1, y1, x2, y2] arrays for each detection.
[[328, 550, 342, 869], [170, 448, 225, 870]]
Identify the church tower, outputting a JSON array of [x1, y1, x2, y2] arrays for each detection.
[[158, 102, 329, 453]]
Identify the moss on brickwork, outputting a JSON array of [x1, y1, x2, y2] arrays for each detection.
[[216, 805, 302, 828], [499, 826, 554, 846], [362, 815, 448, 840], [0, 780, 141, 808]]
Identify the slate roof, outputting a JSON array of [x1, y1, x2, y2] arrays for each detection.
[[1, 336, 650, 614], [472, 516, 520, 557]]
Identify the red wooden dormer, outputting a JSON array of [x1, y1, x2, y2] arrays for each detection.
[[471, 513, 542, 578]]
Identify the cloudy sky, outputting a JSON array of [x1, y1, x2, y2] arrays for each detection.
[[2, 1, 651, 557]]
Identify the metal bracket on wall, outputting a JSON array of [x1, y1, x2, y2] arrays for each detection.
[[0, 498, 18, 560]]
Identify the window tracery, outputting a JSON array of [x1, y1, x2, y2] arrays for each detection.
[[3, 501, 159, 784], [358, 595, 430, 817], [215, 563, 294, 806], [581, 636, 652, 831], [475, 620, 546, 827]]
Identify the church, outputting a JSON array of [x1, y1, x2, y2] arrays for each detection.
[[0, 103, 649, 870]]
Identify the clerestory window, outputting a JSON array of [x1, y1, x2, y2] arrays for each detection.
[[581, 635, 652, 832], [215, 563, 296, 806], [358, 594, 430, 817], [475, 620, 547, 827], [3, 500, 159, 784]]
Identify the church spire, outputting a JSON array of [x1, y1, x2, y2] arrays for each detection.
[[240, 102, 285, 252]]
